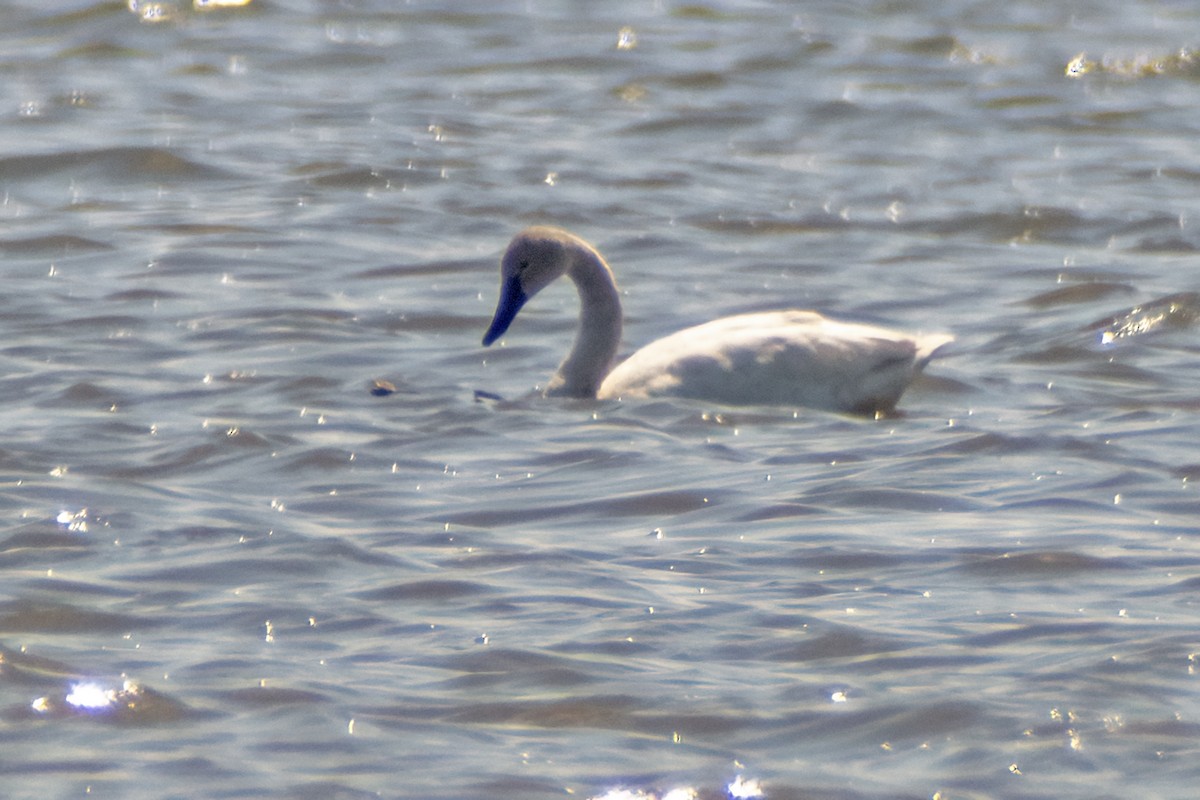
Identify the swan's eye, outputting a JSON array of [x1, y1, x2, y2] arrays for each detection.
[[517, 259, 530, 273]]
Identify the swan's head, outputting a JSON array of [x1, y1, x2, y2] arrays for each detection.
[[482, 227, 577, 346]]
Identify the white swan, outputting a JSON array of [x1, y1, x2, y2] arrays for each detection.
[[481, 226, 952, 414]]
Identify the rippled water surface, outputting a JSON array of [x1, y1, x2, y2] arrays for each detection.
[[3, 2, 1200, 798]]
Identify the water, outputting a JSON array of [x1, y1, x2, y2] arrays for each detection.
[[2, 1, 1200, 798]]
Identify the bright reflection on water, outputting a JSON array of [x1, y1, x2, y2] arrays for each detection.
[[64, 681, 118, 711], [726, 776, 765, 799], [31, 681, 128, 716], [589, 775, 763, 800]]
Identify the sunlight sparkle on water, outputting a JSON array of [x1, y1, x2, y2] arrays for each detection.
[[590, 790, 696, 800], [590, 779, 761, 800], [727, 775, 765, 799], [56, 508, 89, 533], [65, 682, 117, 710]]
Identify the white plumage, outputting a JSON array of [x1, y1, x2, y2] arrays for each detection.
[[482, 226, 951, 414]]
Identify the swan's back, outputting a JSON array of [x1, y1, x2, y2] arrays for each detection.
[[598, 310, 952, 413]]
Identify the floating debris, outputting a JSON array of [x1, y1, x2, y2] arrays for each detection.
[[1066, 48, 1198, 79], [1087, 292, 1200, 345], [370, 378, 397, 396]]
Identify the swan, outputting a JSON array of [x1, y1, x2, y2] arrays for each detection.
[[481, 226, 952, 414]]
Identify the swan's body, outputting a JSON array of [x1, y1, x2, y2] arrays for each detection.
[[482, 226, 951, 414]]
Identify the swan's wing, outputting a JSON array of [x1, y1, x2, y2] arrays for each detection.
[[600, 311, 949, 412]]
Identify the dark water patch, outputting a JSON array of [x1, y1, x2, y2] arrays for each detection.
[[597, 170, 696, 191], [0, 642, 82, 683], [1, 528, 92, 554], [156, 525, 242, 544], [920, 430, 1037, 456], [891, 34, 964, 57], [123, 222, 268, 237], [56, 41, 148, 60], [955, 549, 1130, 578], [959, 620, 1121, 649], [441, 488, 717, 527], [548, 638, 655, 659], [983, 93, 1061, 110], [280, 447, 360, 473], [1021, 282, 1136, 308], [803, 548, 926, 572], [351, 258, 484, 280], [799, 485, 983, 513], [465, 776, 574, 800], [1136, 166, 1200, 184], [366, 693, 629, 729], [41, 313, 147, 334], [0, 235, 114, 255], [26, 1, 126, 28], [1117, 717, 1200, 738], [998, 496, 1123, 514], [280, 375, 344, 393], [380, 311, 481, 334], [438, 548, 599, 572], [1147, 496, 1200, 515], [275, 51, 389, 72], [768, 699, 985, 750], [303, 536, 411, 568], [300, 164, 444, 191], [762, 450, 867, 466], [922, 427, 1119, 463], [736, 37, 835, 71], [502, 591, 633, 612], [0, 600, 155, 634], [107, 440, 257, 479], [1131, 236, 1199, 253], [20, 576, 135, 601], [734, 501, 824, 521], [751, 612, 825, 631], [356, 579, 492, 602], [119, 557, 330, 589], [279, 780, 389, 800], [0, 146, 235, 184], [202, 426, 278, 450], [588, 491, 715, 515], [851, 652, 997, 675], [219, 685, 329, 707], [47, 381, 127, 409], [618, 555, 744, 578], [660, 69, 729, 90], [445, 54, 622, 78], [0, 541, 94, 570], [435, 693, 752, 737], [438, 648, 597, 690], [1169, 464, 1200, 482], [104, 288, 184, 302], [807, 98, 868, 122], [736, 625, 909, 663], [621, 111, 762, 137], [912, 205, 1110, 244], [143, 756, 238, 782], [520, 447, 642, 469], [0, 755, 116, 774], [190, 307, 361, 341], [189, 656, 280, 675], [684, 211, 850, 236]]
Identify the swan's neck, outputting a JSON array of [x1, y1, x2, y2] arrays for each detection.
[[546, 243, 622, 398]]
